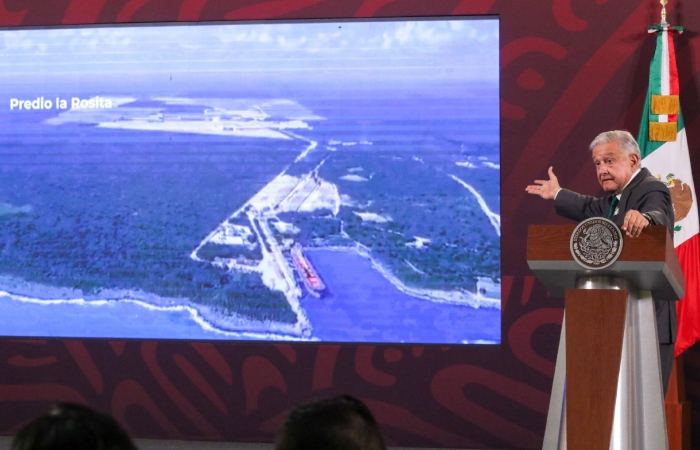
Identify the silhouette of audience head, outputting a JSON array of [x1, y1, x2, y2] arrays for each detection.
[[275, 395, 386, 450], [12, 402, 137, 450]]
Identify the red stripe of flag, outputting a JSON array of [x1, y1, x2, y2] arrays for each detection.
[[667, 30, 679, 122], [674, 233, 700, 356]]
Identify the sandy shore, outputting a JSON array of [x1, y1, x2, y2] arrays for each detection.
[[0, 275, 310, 340]]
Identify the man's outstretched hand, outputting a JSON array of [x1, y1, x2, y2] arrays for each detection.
[[526, 166, 561, 200]]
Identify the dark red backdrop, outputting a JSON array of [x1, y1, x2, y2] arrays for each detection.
[[2, 0, 700, 448]]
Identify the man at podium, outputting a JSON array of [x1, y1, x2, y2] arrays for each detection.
[[525, 129, 676, 392]]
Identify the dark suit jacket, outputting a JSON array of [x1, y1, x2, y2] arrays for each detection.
[[554, 167, 677, 344]]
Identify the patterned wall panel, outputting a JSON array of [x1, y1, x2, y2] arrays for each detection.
[[1, 0, 700, 449]]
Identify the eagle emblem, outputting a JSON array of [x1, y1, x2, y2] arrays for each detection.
[[570, 217, 624, 270], [661, 173, 693, 231]]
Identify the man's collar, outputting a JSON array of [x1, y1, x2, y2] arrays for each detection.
[[615, 167, 642, 199]]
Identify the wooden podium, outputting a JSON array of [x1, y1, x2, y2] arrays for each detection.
[[527, 225, 685, 450]]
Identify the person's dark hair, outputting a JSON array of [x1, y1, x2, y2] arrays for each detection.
[[275, 395, 386, 450], [12, 403, 138, 450]]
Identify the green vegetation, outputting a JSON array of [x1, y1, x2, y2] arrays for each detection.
[[314, 149, 499, 291], [0, 137, 300, 324], [197, 242, 262, 261]]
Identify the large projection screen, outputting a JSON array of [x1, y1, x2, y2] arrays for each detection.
[[0, 18, 500, 344]]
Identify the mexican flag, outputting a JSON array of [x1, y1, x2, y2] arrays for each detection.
[[638, 24, 700, 356]]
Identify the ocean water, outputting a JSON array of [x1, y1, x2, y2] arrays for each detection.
[[0, 294, 227, 340], [301, 249, 500, 344]]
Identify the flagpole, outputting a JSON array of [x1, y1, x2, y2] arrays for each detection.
[[660, 0, 668, 27], [650, 3, 692, 448]]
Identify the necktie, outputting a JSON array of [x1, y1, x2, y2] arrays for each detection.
[[607, 196, 619, 218]]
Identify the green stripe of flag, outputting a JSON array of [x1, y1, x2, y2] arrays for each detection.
[[638, 27, 685, 159]]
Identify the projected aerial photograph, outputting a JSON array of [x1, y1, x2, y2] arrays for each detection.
[[0, 19, 500, 343]]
